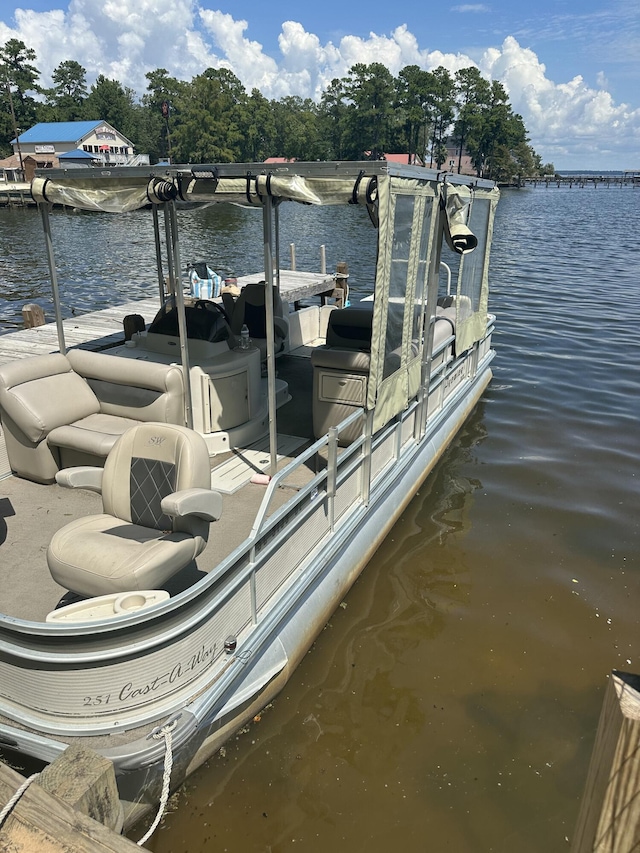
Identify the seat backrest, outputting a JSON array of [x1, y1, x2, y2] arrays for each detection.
[[101, 423, 211, 535], [325, 307, 373, 351], [0, 353, 99, 443], [67, 349, 185, 424], [230, 282, 286, 337], [147, 301, 229, 342]]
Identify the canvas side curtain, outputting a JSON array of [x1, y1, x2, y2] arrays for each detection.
[[366, 180, 499, 431], [366, 175, 438, 431], [447, 185, 500, 355]]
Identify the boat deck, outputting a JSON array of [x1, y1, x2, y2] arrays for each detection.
[[0, 351, 319, 624], [0, 283, 334, 624]]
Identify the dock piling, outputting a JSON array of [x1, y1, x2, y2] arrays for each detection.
[[21, 304, 46, 329], [571, 670, 640, 852], [0, 749, 141, 851]]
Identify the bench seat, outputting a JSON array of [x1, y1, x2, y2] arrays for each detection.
[[0, 351, 185, 483]]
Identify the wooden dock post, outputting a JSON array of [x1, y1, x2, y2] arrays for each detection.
[[0, 748, 141, 851], [21, 303, 46, 329], [334, 261, 349, 308], [571, 671, 640, 852], [37, 744, 124, 831]]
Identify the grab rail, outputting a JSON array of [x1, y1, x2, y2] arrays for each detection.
[[441, 261, 452, 296], [251, 407, 366, 537]]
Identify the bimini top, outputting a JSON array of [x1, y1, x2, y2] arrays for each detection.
[[31, 160, 497, 258], [31, 159, 494, 213], [31, 160, 500, 434]]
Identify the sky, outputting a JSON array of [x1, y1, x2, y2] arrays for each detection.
[[1, 0, 639, 170]]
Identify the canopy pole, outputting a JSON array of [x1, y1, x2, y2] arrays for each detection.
[[152, 206, 166, 304], [417, 195, 445, 440], [39, 203, 67, 355], [262, 196, 278, 476], [163, 206, 176, 298], [167, 200, 194, 430], [274, 203, 281, 293]]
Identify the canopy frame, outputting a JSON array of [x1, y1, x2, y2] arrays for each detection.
[[31, 161, 498, 459]]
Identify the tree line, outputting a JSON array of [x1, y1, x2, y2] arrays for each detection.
[[0, 38, 554, 181]]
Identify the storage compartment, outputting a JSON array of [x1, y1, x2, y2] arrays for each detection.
[[319, 372, 367, 407], [191, 347, 262, 434], [310, 306, 373, 445]]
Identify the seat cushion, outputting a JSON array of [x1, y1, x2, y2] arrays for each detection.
[[47, 513, 205, 597], [311, 346, 371, 373], [47, 413, 141, 458]]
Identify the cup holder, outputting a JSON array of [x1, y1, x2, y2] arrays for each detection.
[[115, 593, 149, 612]]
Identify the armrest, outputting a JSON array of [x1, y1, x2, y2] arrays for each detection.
[[55, 466, 104, 493], [221, 291, 236, 316], [274, 317, 288, 340], [161, 488, 223, 522]]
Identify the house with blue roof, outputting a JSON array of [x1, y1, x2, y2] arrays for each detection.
[[6, 120, 148, 180]]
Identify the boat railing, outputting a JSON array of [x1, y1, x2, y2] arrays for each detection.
[[207, 324, 495, 638], [251, 408, 366, 538], [201, 400, 410, 607]]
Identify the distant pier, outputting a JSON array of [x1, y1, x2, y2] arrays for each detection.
[[525, 171, 640, 188]]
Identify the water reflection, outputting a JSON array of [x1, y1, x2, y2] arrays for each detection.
[[139, 407, 490, 853]]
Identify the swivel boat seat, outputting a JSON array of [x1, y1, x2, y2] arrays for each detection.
[[47, 422, 222, 598], [227, 282, 289, 360]]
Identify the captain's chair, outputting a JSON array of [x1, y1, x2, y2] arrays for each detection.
[[47, 423, 222, 598], [228, 282, 289, 359]]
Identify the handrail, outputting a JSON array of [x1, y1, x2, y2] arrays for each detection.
[[440, 261, 452, 296], [250, 407, 366, 537]]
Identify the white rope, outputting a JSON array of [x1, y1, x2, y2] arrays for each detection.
[[0, 772, 40, 828], [137, 720, 177, 846]]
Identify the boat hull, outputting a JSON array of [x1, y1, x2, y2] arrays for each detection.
[[113, 360, 493, 827]]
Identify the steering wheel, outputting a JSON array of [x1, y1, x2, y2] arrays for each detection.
[[194, 299, 231, 325]]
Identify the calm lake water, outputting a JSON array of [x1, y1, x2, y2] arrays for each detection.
[[1, 184, 639, 852]]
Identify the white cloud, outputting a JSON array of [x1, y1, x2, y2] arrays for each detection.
[[479, 35, 640, 166], [1, 1, 639, 167]]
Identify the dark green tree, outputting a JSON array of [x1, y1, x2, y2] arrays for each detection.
[[452, 67, 491, 173], [142, 68, 184, 162], [170, 68, 246, 162], [395, 65, 434, 162], [461, 80, 544, 181], [423, 66, 455, 167], [0, 39, 41, 153], [272, 95, 322, 161], [341, 62, 397, 159], [44, 60, 87, 121], [84, 75, 138, 141], [318, 78, 349, 160], [238, 88, 277, 161]]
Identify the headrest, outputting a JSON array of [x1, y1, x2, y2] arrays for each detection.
[[326, 307, 373, 350]]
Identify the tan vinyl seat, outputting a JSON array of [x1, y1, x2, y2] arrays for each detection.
[[0, 353, 101, 483], [47, 422, 222, 598], [311, 306, 373, 445]]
